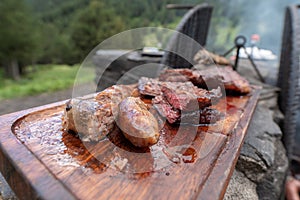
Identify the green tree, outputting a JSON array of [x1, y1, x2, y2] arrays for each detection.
[[70, 1, 125, 61], [37, 23, 76, 64], [0, 0, 40, 79]]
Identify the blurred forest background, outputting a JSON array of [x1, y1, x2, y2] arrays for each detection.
[[0, 0, 296, 99]]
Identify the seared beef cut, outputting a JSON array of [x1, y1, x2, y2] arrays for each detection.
[[158, 69, 191, 83], [62, 85, 135, 142], [152, 95, 180, 124], [193, 67, 251, 94], [220, 66, 251, 94], [194, 49, 231, 66], [152, 95, 222, 125], [180, 108, 223, 125], [138, 77, 162, 97], [158, 68, 206, 86], [138, 77, 214, 98], [159, 67, 251, 94], [161, 83, 222, 111]]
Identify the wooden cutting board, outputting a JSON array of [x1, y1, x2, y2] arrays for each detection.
[[0, 86, 260, 200]]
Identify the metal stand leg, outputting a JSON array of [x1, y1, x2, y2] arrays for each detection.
[[223, 46, 236, 57], [223, 35, 265, 83], [234, 46, 241, 71], [242, 46, 265, 83]]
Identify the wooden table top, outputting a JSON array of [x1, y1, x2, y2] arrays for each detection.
[[0, 86, 260, 200]]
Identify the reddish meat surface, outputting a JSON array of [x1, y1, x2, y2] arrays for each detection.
[[152, 95, 223, 125], [138, 77, 162, 97], [152, 95, 180, 124], [194, 67, 251, 94], [159, 67, 251, 94], [180, 108, 223, 125], [158, 69, 192, 83], [161, 83, 222, 111], [158, 68, 213, 86]]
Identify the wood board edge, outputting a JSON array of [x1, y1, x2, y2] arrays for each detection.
[[195, 86, 261, 200]]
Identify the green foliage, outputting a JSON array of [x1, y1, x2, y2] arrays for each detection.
[[0, 0, 253, 79], [208, 18, 242, 53], [70, 1, 125, 60], [0, 0, 40, 64], [104, 0, 187, 27], [24, 0, 91, 64], [0, 64, 94, 100], [205, 0, 243, 53], [37, 23, 76, 64], [16, 0, 212, 66], [26, 0, 90, 31]]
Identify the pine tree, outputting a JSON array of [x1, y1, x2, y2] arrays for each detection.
[[0, 0, 40, 79], [70, 1, 125, 60]]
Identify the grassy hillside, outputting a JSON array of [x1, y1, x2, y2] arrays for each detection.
[[0, 64, 94, 100]]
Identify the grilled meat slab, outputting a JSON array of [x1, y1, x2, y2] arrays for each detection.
[[193, 67, 251, 94], [158, 69, 191, 83], [152, 95, 180, 124], [161, 83, 222, 111], [138, 77, 162, 97], [152, 95, 222, 125], [138, 77, 222, 107], [180, 108, 223, 125], [158, 67, 251, 94], [64, 66, 246, 144]]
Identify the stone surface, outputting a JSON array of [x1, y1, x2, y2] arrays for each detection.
[[236, 105, 285, 182], [223, 169, 258, 200], [0, 174, 17, 200], [224, 60, 288, 199], [241, 106, 280, 155], [256, 140, 288, 200], [236, 121, 288, 199]]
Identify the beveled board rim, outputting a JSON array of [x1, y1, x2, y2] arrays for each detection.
[[0, 86, 261, 200], [0, 100, 77, 200]]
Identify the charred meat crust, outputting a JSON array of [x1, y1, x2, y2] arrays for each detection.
[[152, 95, 180, 124], [138, 77, 162, 97], [161, 82, 222, 111], [180, 108, 223, 125], [138, 77, 222, 105], [63, 66, 250, 145], [158, 67, 251, 94], [152, 95, 223, 125]]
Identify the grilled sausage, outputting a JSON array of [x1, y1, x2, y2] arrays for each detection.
[[117, 97, 160, 147]]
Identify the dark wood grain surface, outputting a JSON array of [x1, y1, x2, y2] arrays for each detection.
[[0, 87, 260, 200]]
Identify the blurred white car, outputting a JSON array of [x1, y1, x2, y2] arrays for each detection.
[[237, 46, 277, 60]]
